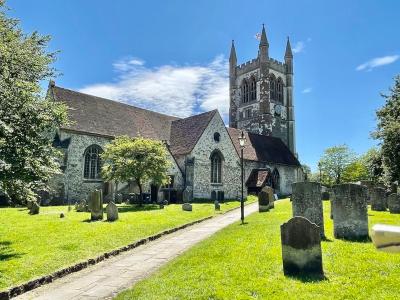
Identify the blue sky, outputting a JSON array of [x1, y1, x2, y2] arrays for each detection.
[[8, 0, 400, 171]]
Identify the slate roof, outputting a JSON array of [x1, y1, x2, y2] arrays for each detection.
[[246, 169, 270, 188], [169, 110, 217, 156], [227, 128, 300, 166], [52, 86, 179, 140]]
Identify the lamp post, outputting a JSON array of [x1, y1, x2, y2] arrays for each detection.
[[238, 130, 247, 224]]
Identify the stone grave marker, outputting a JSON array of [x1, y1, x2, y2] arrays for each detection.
[[182, 203, 192, 211], [214, 200, 220, 211], [388, 193, 400, 214], [280, 216, 323, 276], [106, 202, 119, 221], [258, 187, 274, 212], [370, 187, 387, 211], [89, 189, 103, 221], [291, 182, 324, 237], [332, 184, 368, 240], [29, 201, 40, 215], [183, 187, 193, 203]]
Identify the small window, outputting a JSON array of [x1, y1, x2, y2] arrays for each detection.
[[214, 132, 220, 142]]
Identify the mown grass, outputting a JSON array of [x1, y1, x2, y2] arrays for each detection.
[[117, 199, 400, 300], [0, 198, 254, 290]]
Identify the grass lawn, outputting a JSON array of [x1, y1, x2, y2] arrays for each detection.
[[117, 199, 400, 300], [0, 198, 254, 290]]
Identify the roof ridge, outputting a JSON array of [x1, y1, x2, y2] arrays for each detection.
[[53, 85, 180, 120], [172, 109, 217, 124]]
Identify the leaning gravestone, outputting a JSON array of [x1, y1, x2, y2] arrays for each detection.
[[370, 187, 387, 211], [280, 216, 323, 277], [29, 201, 40, 215], [388, 193, 400, 214], [183, 187, 193, 203], [89, 189, 103, 221], [332, 184, 368, 240], [182, 203, 192, 211], [291, 182, 324, 237], [106, 202, 119, 221]]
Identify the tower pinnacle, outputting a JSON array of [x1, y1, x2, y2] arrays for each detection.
[[285, 37, 293, 58], [229, 40, 237, 63], [259, 24, 269, 46]]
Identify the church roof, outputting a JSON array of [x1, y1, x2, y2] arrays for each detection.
[[51, 86, 179, 141], [169, 110, 217, 156], [227, 128, 300, 166]]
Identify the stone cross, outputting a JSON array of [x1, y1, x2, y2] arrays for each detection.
[[291, 182, 325, 237], [332, 184, 368, 240], [388, 193, 400, 214], [106, 202, 119, 221], [370, 187, 387, 211], [280, 216, 323, 277], [89, 189, 103, 221]]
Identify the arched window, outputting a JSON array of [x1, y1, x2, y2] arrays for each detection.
[[272, 168, 280, 190], [250, 77, 257, 101], [269, 76, 276, 101], [210, 151, 223, 184], [276, 78, 283, 103], [242, 80, 249, 103], [84, 145, 103, 179]]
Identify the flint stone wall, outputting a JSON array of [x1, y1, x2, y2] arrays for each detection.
[[280, 216, 323, 276], [332, 184, 368, 240], [291, 182, 324, 237]]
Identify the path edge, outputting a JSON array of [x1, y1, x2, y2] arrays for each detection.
[[0, 202, 250, 300]]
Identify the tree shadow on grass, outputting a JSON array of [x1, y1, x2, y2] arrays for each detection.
[[0, 241, 24, 261], [338, 236, 372, 243], [321, 237, 333, 242]]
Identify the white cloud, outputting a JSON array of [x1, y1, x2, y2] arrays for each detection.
[[292, 41, 305, 54], [356, 55, 399, 71], [79, 55, 229, 119], [302, 87, 312, 94]]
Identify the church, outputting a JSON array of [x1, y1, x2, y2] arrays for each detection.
[[48, 26, 302, 204]]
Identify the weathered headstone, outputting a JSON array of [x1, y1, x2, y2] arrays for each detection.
[[214, 200, 220, 211], [106, 202, 119, 221], [359, 180, 374, 205], [182, 203, 192, 211], [89, 189, 103, 221], [60, 212, 65, 218], [332, 184, 368, 240], [183, 187, 193, 203], [280, 216, 323, 277], [29, 201, 40, 215], [258, 186, 274, 212], [370, 187, 387, 211], [27, 200, 33, 210], [388, 193, 400, 214], [263, 186, 275, 209], [75, 199, 88, 212], [291, 182, 324, 237]]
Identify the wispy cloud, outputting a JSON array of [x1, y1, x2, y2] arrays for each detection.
[[302, 87, 312, 94], [292, 41, 305, 54], [79, 56, 229, 119], [356, 55, 399, 71]]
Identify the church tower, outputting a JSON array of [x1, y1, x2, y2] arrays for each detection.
[[229, 26, 296, 154]]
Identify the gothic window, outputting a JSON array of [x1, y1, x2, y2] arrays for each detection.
[[210, 151, 223, 184], [270, 76, 276, 101], [250, 77, 257, 101], [272, 168, 280, 190], [277, 78, 283, 103], [83, 145, 103, 179], [242, 80, 249, 103]]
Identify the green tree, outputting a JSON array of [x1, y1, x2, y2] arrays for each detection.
[[101, 136, 171, 204], [373, 75, 400, 185], [341, 160, 369, 183], [359, 147, 384, 184], [301, 164, 312, 181], [0, 2, 68, 205], [318, 145, 356, 185]]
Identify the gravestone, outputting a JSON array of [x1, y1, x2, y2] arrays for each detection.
[[29, 201, 40, 215], [291, 182, 324, 237], [27, 200, 33, 210], [280, 216, 323, 276], [89, 189, 103, 221], [360, 180, 374, 205], [75, 199, 88, 212], [370, 187, 387, 211], [258, 187, 273, 212], [263, 186, 275, 209], [182, 203, 192, 211], [60, 212, 65, 218], [106, 202, 119, 221], [183, 187, 193, 203], [332, 184, 368, 240], [214, 200, 220, 211], [388, 193, 400, 214]]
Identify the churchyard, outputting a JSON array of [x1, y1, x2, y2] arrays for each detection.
[[0, 199, 250, 291], [116, 198, 400, 300]]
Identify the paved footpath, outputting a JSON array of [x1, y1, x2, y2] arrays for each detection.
[[17, 202, 258, 300]]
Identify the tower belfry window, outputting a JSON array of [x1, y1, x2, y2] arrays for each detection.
[[270, 77, 276, 101], [277, 78, 283, 103], [250, 77, 257, 101], [242, 80, 249, 103]]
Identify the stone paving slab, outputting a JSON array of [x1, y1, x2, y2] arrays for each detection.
[[16, 202, 258, 300]]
